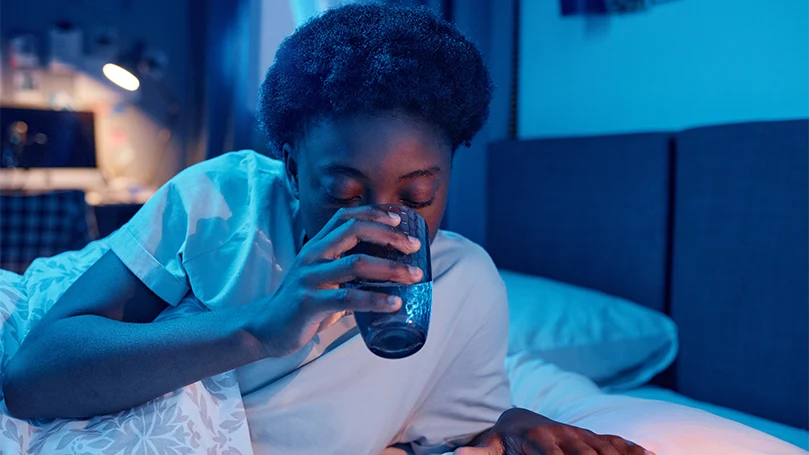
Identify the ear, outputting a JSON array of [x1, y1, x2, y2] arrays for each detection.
[[283, 143, 300, 199]]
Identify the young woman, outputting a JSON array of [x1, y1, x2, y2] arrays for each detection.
[[4, 4, 649, 455]]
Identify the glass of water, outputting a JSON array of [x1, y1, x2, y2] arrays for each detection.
[[346, 204, 432, 359]]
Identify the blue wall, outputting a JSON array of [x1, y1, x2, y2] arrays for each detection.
[[519, 0, 809, 138], [444, 0, 515, 246]]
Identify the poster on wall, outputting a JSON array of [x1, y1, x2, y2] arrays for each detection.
[[9, 35, 40, 69], [49, 22, 84, 74], [560, 0, 680, 15]]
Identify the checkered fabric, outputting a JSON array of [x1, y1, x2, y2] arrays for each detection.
[[0, 190, 98, 274]]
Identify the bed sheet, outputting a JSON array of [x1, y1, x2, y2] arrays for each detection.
[[621, 386, 809, 451], [0, 250, 254, 455]]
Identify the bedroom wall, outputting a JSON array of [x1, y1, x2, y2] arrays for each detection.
[[518, 0, 809, 138], [0, 0, 196, 187], [255, 0, 296, 113]]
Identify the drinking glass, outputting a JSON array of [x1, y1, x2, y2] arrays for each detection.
[[345, 204, 432, 359]]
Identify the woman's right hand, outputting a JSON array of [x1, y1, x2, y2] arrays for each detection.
[[244, 205, 425, 358]]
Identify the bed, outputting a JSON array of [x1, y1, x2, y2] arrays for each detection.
[[486, 119, 809, 452], [0, 120, 805, 454]]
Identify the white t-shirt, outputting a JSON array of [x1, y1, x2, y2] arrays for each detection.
[[109, 150, 512, 455]]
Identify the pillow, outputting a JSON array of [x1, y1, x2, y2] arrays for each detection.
[[499, 269, 678, 391], [506, 353, 807, 455]]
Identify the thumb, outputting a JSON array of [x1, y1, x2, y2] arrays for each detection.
[[316, 310, 351, 333]]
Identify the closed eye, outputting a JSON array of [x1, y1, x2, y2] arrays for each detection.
[[402, 198, 434, 209], [326, 194, 362, 205]]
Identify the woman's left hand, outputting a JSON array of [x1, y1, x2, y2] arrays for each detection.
[[456, 408, 654, 455]]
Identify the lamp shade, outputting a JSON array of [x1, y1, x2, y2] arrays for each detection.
[[103, 63, 140, 91]]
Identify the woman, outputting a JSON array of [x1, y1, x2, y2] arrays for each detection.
[[4, 4, 649, 455]]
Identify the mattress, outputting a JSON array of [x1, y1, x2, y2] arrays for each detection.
[[621, 386, 809, 450]]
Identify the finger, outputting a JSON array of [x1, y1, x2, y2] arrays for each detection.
[[310, 206, 403, 243], [516, 439, 552, 455], [308, 254, 423, 286], [315, 310, 351, 333], [559, 440, 598, 455], [627, 444, 652, 455], [584, 435, 621, 455], [597, 435, 651, 455], [597, 435, 628, 453], [315, 218, 421, 260], [304, 286, 402, 315], [521, 429, 559, 455], [455, 434, 503, 455]]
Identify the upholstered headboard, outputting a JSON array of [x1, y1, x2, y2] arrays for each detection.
[[486, 120, 808, 429]]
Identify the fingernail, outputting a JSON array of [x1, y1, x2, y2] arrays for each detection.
[[387, 211, 400, 220], [387, 295, 401, 306], [407, 235, 420, 245], [408, 265, 421, 275]]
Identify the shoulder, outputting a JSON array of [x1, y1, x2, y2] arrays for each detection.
[[137, 151, 290, 259], [432, 230, 502, 285], [432, 230, 506, 310], [175, 150, 284, 185], [166, 150, 286, 209]]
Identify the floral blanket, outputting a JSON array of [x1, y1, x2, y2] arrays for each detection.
[[0, 243, 254, 455]]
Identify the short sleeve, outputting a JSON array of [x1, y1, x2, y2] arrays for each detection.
[[109, 156, 251, 306], [404, 252, 513, 454]]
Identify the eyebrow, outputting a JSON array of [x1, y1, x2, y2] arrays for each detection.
[[322, 164, 441, 181]]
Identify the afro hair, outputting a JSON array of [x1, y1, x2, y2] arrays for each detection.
[[257, 2, 494, 158]]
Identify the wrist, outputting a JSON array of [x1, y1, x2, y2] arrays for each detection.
[[229, 303, 271, 362]]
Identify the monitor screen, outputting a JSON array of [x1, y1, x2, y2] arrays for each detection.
[[0, 107, 97, 168]]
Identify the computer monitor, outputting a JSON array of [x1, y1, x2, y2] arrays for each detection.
[[0, 107, 97, 169]]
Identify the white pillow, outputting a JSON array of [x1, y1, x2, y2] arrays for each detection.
[[506, 353, 808, 455], [499, 269, 678, 391]]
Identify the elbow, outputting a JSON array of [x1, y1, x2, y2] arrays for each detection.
[[3, 355, 38, 420]]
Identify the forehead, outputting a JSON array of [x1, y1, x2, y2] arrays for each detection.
[[298, 113, 452, 175]]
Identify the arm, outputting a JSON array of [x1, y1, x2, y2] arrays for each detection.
[[4, 204, 424, 420], [2, 250, 265, 419], [3, 162, 266, 419]]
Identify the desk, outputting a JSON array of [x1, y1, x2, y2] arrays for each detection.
[[0, 169, 156, 272], [0, 191, 151, 273], [0, 190, 93, 273]]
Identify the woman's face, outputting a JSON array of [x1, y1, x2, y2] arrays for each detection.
[[284, 113, 453, 244]]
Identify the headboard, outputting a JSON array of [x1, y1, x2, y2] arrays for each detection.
[[488, 132, 673, 313], [487, 120, 808, 429]]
